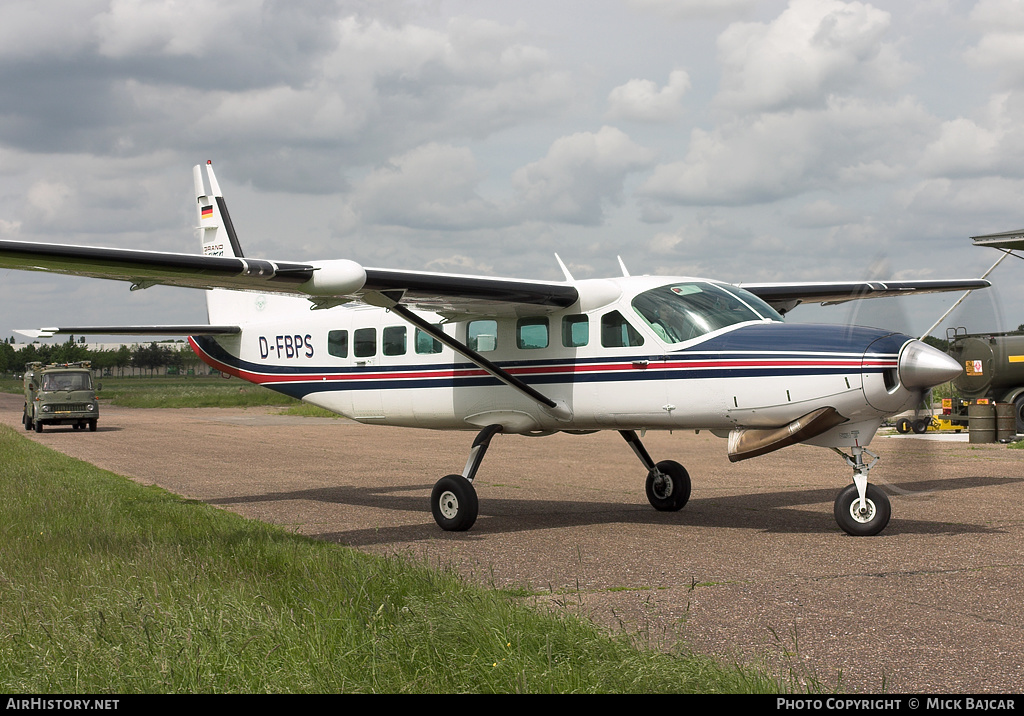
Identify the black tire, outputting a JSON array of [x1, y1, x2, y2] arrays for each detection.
[[912, 418, 929, 434], [834, 483, 891, 536], [88, 419, 97, 432], [895, 418, 911, 434], [645, 460, 691, 512], [430, 474, 478, 531], [1015, 394, 1024, 436], [23, 408, 31, 431], [34, 419, 43, 433]]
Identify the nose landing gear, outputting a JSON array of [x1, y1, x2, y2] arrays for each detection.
[[831, 446, 891, 536]]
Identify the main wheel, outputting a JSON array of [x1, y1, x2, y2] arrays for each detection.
[[431, 474, 479, 531], [645, 460, 691, 512], [834, 483, 891, 536], [912, 418, 929, 434], [895, 418, 911, 434]]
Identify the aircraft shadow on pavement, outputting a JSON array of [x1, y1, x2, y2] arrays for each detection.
[[205, 474, 1021, 547]]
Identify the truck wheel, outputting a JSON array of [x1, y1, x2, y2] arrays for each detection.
[[1015, 395, 1024, 436], [88, 420, 97, 432], [34, 419, 43, 433], [23, 409, 31, 431]]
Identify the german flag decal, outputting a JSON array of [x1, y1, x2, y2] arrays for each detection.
[[201, 205, 213, 220]]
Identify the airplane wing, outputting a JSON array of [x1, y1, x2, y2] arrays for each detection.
[[15, 325, 241, 339], [971, 228, 1024, 251], [1, 239, 986, 319], [0, 239, 579, 317], [737, 279, 992, 314]]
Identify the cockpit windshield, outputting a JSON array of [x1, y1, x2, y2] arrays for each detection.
[[631, 282, 783, 344]]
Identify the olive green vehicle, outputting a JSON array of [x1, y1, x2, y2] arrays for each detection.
[[23, 361, 100, 432]]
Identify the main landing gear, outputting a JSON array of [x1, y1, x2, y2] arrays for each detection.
[[619, 429, 691, 511], [430, 425, 501, 531], [428, 428, 889, 535], [428, 426, 693, 531], [830, 446, 891, 536]]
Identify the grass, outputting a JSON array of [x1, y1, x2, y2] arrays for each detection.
[[1, 375, 299, 409], [0, 425, 798, 693]]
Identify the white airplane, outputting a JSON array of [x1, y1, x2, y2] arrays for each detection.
[[0, 162, 988, 536]]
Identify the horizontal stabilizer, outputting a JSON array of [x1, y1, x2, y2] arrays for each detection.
[[727, 407, 848, 462], [15, 325, 241, 339]]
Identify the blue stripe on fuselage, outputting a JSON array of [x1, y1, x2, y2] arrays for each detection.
[[191, 323, 909, 399]]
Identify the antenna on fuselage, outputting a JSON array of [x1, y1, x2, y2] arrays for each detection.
[[554, 254, 574, 282]]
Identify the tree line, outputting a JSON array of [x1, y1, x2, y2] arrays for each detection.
[[0, 337, 210, 378]]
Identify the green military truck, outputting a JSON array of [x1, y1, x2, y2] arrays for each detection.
[[23, 361, 100, 432]]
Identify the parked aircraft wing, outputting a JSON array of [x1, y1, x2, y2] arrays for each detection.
[[0, 240, 318, 293], [15, 325, 241, 339], [362, 267, 579, 316], [738, 279, 992, 314], [971, 229, 1024, 251], [0, 239, 578, 316]]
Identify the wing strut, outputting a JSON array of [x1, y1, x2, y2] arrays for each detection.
[[380, 296, 570, 420], [919, 250, 1012, 340]]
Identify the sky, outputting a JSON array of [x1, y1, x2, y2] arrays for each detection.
[[1, 0, 1022, 343]]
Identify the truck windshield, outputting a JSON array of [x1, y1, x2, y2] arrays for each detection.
[[631, 282, 783, 344], [42, 373, 92, 391]]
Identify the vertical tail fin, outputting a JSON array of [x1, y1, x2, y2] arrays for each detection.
[[195, 160, 244, 258], [194, 161, 250, 325]]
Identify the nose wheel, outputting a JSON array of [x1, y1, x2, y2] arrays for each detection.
[[831, 446, 891, 536], [834, 483, 891, 536]]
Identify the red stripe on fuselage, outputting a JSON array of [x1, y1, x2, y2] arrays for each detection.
[[188, 337, 891, 389]]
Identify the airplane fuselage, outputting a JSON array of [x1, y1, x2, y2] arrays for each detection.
[[189, 275, 923, 449]]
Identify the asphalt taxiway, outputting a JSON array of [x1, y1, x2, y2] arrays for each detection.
[[3, 392, 1022, 694]]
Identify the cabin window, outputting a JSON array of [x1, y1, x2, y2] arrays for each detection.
[[601, 311, 645, 348], [561, 315, 589, 347], [517, 317, 549, 349], [327, 330, 348, 358], [415, 327, 443, 355], [383, 326, 407, 356], [468, 320, 498, 352], [354, 327, 376, 358]]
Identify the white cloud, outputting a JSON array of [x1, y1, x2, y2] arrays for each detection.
[[26, 180, 74, 223], [352, 143, 504, 230], [607, 69, 691, 122], [627, 0, 759, 21], [511, 126, 656, 224], [92, 0, 250, 58], [715, 0, 909, 112], [964, 0, 1024, 87], [639, 95, 934, 205], [919, 93, 1024, 178]]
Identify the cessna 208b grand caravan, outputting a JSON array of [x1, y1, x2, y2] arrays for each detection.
[[0, 162, 988, 536]]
